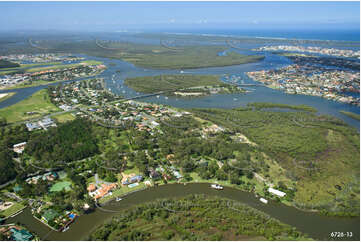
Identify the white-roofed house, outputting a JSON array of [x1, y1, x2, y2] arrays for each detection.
[[268, 187, 286, 197]]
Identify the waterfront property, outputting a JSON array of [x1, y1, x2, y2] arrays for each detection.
[[0, 225, 33, 241], [13, 142, 26, 154], [268, 187, 286, 197]]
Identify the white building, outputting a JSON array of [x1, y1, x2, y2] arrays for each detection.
[[13, 142, 27, 154], [268, 187, 286, 197]]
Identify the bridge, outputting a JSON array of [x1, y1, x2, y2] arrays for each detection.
[[237, 83, 265, 87]]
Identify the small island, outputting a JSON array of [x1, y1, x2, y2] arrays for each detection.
[[124, 74, 245, 97]]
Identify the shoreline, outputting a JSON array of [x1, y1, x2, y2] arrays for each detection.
[[160, 31, 360, 43], [99, 180, 358, 218], [0, 70, 105, 91], [0, 92, 16, 103]]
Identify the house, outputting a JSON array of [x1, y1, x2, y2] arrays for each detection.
[[13, 142, 27, 154], [149, 169, 160, 180], [93, 183, 117, 200], [10, 228, 33, 241], [87, 184, 96, 192], [268, 187, 286, 197], [25, 122, 40, 131], [39, 117, 56, 129], [129, 175, 143, 184], [197, 159, 208, 167], [172, 170, 183, 180]]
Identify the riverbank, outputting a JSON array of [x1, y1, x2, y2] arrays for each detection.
[[91, 194, 311, 241], [0, 92, 15, 103], [340, 110, 360, 120], [6, 183, 359, 241]]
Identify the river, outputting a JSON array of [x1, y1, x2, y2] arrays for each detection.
[[6, 183, 360, 241], [0, 51, 359, 130], [1, 40, 360, 240]]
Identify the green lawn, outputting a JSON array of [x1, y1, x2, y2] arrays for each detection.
[[49, 181, 72, 192], [53, 113, 76, 123], [81, 60, 103, 65], [0, 89, 60, 123], [99, 182, 147, 204], [0, 202, 25, 217], [0, 62, 63, 75]]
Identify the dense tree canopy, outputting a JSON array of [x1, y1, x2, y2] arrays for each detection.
[[25, 118, 99, 163]]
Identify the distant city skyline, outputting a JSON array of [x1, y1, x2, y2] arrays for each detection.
[[0, 1, 359, 32]]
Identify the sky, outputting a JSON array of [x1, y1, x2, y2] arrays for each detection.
[[0, 1, 359, 32]]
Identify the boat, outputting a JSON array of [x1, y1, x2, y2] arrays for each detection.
[[260, 198, 268, 204], [211, 184, 223, 190], [115, 197, 122, 202], [62, 226, 69, 232], [165, 96, 168, 100], [156, 95, 160, 98]]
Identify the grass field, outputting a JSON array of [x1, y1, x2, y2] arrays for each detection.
[[49, 181, 72, 192], [99, 182, 147, 204], [0, 60, 102, 76], [52, 113, 76, 123], [0, 89, 60, 123], [25, 62, 85, 72], [0, 202, 25, 217], [0, 62, 63, 75], [81, 60, 103, 65]]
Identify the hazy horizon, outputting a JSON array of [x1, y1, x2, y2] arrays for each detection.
[[0, 1, 359, 32]]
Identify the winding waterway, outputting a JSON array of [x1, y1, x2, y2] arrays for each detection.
[[6, 183, 360, 241], [0, 51, 359, 130], [1, 40, 360, 240]]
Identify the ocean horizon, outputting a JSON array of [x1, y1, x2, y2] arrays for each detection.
[[159, 28, 360, 42]]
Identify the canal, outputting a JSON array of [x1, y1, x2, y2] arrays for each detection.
[[6, 183, 360, 241]]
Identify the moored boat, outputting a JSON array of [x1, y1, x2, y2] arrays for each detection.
[[211, 184, 223, 190]]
